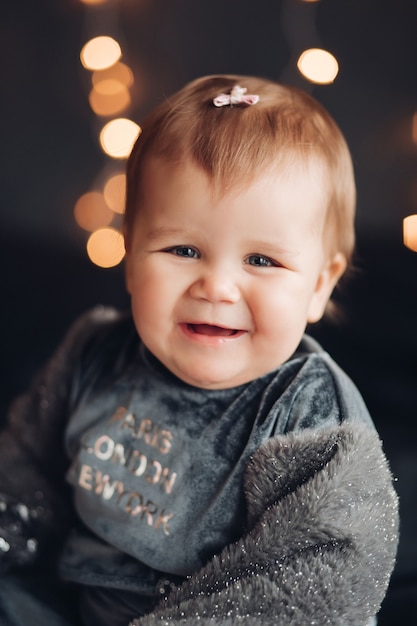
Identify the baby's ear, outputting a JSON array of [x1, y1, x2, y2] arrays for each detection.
[[307, 252, 347, 323]]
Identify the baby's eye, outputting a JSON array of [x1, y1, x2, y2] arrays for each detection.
[[166, 246, 199, 259], [245, 254, 278, 267]]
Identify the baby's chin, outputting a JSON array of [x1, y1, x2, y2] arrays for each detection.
[[164, 359, 278, 391]]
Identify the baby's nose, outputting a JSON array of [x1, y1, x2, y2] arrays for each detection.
[[189, 269, 241, 304]]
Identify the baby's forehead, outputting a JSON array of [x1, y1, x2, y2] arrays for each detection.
[[211, 156, 330, 206], [138, 155, 329, 231], [142, 155, 329, 222], [146, 150, 328, 192]]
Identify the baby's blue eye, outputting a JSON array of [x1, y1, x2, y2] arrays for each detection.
[[169, 246, 199, 258], [246, 254, 276, 267]]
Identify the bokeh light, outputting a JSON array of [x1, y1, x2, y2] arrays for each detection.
[[412, 112, 417, 145], [403, 215, 417, 252], [86, 227, 126, 268], [99, 118, 141, 159], [80, 0, 109, 5], [80, 36, 122, 71], [74, 191, 114, 231], [89, 81, 131, 116], [103, 172, 126, 214], [297, 48, 339, 84], [92, 62, 134, 89]]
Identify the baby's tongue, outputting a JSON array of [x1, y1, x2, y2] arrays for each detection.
[[191, 324, 235, 336]]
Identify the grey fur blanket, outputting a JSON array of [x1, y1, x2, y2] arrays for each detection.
[[133, 423, 398, 625]]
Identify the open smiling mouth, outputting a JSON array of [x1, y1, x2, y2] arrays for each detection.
[[186, 323, 242, 337]]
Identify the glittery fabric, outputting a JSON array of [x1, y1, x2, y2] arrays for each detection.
[[134, 424, 399, 625], [0, 493, 40, 571]]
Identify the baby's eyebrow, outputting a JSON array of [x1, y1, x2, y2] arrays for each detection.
[[146, 227, 191, 241]]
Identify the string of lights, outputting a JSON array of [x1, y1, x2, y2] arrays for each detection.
[[76, 0, 140, 268]]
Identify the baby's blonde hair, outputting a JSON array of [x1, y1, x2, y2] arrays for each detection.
[[125, 74, 356, 264]]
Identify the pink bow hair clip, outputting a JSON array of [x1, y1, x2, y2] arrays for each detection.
[[213, 85, 260, 107]]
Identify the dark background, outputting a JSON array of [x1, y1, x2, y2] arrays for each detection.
[[1, 0, 416, 622]]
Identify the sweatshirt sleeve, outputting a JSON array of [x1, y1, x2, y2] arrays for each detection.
[[133, 423, 399, 626], [0, 306, 120, 573]]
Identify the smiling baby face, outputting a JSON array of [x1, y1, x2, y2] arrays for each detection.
[[125, 157, 345, 389]]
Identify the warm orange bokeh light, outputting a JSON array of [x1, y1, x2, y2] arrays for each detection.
[[99, 118, 141, 159], [103, 173, 126, 214], [94, 78, 128, 96], [412, 113, 417, 145], [80, 0, 109, 5], [403, 215, 417, 252], [86, 227, 126, 268], [74, 191, 114, 232], [89, 82, 131, 116], [297, 48, 339, 84], [92, 62, 134, 89], [80, 36, 122, 71]]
